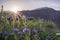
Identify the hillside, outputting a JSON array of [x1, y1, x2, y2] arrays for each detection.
[[20, 7, 60, 28]]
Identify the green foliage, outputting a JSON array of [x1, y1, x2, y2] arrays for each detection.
[[0, 11, 58, 40]]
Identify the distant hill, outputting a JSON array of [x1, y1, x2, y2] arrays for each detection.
[[20, 7, 60, 28]]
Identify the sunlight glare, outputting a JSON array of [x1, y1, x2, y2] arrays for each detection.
[[11, 7, 19, 13]]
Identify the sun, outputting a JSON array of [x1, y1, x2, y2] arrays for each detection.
[[11, 7, 19, 13]]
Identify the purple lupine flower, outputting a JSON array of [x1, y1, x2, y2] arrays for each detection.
[[16, 17, 18, 21], [46, 35, 49, 40], [49, 35, 54, 39], [50, 35, 54, 38], [18, 32, 24, 37], [23, 28, 30, 32], [26, 17, 34, 21], [32, 29, 37, 33], [10, 33, 14, 37], [18, 32, 23, 35], [6, 15, 13, 21], [13, 28, 19, 33], [7, 15, 12, 19], [3, 31, 8, 35]]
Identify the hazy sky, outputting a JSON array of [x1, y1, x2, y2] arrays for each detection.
[[0, 0, 60, 11]]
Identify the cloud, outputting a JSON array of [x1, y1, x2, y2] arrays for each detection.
[[0, 0, 60, 10], [18, 1, 60, 10]]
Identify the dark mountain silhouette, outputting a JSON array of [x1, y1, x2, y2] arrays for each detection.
[[20, 7, 60, 27]]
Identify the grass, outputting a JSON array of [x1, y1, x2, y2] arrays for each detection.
[[0, 11, 59, 40]]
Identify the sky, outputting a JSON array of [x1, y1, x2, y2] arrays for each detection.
[[0, 0, 60, 11]]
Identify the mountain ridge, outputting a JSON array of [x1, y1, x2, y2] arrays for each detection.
[[20, 7, 60, 27]]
